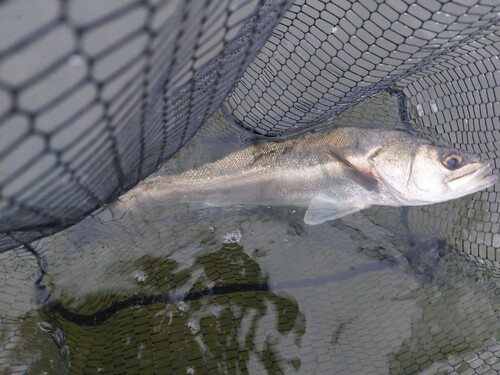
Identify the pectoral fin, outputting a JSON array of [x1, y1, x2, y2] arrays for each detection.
[[304, 196, 369, 225], [325, 149, 378, 191]]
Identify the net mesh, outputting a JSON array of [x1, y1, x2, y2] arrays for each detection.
[[220, 0, 500, 269], [1, 0, 500, 374], [0, 0, 498, 264], [0, 0, 293, 251]]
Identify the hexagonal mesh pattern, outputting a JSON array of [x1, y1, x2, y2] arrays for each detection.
[[1, 1, 499, 374], [223, 0, 500, 268], [226, 0, 499, 136], [4, 184, 497, 375], [0, 0, 293, 251], [1, 0, 499, 262]]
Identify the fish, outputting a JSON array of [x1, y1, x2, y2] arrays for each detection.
[[118, 126, 499, 225]]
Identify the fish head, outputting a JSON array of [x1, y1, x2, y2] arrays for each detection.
[[370, 140, 499, 206]]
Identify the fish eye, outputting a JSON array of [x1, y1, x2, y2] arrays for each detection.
[[442, 153, 463, 170]]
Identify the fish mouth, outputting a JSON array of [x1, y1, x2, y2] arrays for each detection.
[[447, 163, 499, 191]]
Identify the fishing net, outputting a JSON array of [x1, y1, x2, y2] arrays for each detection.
[[0, 0, 293, 251], [0, 0, 499, 374]]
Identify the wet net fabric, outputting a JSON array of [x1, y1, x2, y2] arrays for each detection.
[[0, 0, 499, 264], [224, 0, 500, 269], [0, 0, 292, 251], [2, 118, 498, 375], [1, 0, 500, 374], [0, 0, 498, 265]]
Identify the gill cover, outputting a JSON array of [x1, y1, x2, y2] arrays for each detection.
[[304, 148, 378, 225], [369, 143, 416, 205]]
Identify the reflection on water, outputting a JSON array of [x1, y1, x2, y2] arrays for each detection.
[[16, 198, 495, 375], [44, 242, 305, 375], [1, 191, 499, 374], [0, 249, 67, 374]]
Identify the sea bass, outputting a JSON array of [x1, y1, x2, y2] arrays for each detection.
[[120, 126, 499, 225]]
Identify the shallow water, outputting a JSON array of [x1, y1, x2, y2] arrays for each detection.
[[0, 108, 499, 374]]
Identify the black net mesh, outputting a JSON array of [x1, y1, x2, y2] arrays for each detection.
[[5, 143, 497, 375], [222, 0, 500, 269], [0, 0, 293, 251], [225, 0, 500, 136], [1, 0, 500, 374]]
